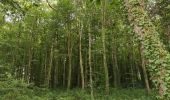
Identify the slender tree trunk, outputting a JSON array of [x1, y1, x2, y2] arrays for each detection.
[[12, 53, 16, 77], [129, 40, 135, 88], [101, 0, 109, 94], [67, 28, 72, 90], [53, 36, 58, 88], [79, 22, 85, 90], [112, 36, 120, 88], [88, 20, 94, 100], [53, 58, 58, 88], [26, 43, 33, 83], [140, 44, 150, 93], [84, 52, 88, 88], [46, 42, 54, 88], [26, 28, 33, 83], [21, 53, 25, 80], [63, 57, 66, 87], [44, 50, 47, 86]]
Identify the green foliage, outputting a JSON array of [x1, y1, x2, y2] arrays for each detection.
[[0, 79, 156, 100], [0, 0, 169, 99], [126, 0, 170, 99]]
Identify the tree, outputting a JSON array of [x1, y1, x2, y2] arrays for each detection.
[[101, 0, 109, 94], [125, 0, 170, 98]]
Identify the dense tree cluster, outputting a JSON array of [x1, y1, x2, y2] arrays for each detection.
[[0, 0, 170, 99]]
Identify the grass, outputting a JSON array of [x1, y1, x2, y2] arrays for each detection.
[[0, 79, 157, 100]]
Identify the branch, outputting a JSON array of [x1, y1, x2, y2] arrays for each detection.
[[46, 0, 57, 11]]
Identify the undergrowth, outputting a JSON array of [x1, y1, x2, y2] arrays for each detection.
[[0, 79, 157, 100]]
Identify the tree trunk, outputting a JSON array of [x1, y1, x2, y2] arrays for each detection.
[[140, 44, 150, 93], [63, 57, 66, 87], [84, 52, 88, 88], [112, 36, 120, 88], [46, 43, 54, 88], [67, 28, 72, 90], [101, 0, 109, 94], [79, 21, 85, 90], [44, 50, 47, 86], [88, 22, 94, 100], [53, 58, 58, 88], [26, 43, 33, 83], [125, 0, 170, 98]]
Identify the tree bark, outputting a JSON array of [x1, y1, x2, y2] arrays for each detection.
[[112, 36, 120, 88], [63, 57, 66, 87], [101, 0, 109, 94], [88, 22, 94, 100], [67, 28, 72, 90], [140, 44, 151, 93], [46, 42, 54, 88], [79, 22, 85, 90]]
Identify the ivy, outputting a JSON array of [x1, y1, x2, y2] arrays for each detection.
[[125, 0, 170, 99]]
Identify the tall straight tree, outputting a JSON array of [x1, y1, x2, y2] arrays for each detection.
[[112, 33, 119, 88], [101, 0, 109, 94], [79, 21, 85, 89], [88, 18, 94, 100], [46, 41, 54, 87], [67, 25, 72, 90], [75, 0, 85, 90]]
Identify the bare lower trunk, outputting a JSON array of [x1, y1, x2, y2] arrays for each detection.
[[88, 21, 94, 100], [112, 47, 119, 87], [44, 51, 47, 86], [67, 29, 72, 90], [79, 22, 85, 90], [140, 44, 150, 93], [46, 43, 54, 88], [63, 57, 66, 87], [26, 46, 32, 83]]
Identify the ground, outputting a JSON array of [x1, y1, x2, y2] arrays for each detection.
[[0, 79, 156, 100]]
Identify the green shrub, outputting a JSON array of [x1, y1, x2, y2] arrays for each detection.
[[0, 79, 156, 100]]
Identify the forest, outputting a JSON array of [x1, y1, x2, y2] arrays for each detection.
[[0, 0, 170, 100]]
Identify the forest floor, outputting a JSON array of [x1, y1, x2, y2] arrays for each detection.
[[0, 79, 157, 100]]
